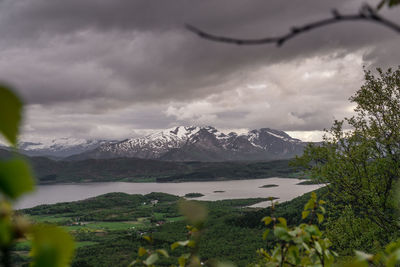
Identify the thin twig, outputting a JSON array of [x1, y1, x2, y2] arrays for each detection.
[[186, 4, 400, 46]]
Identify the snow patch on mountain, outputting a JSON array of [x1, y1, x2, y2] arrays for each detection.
[[7, 126, 307, 161], [15, 138, 113, 158], [72, 125, 306, 161]]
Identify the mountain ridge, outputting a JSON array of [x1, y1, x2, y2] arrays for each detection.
[[0, 138, 114, 159], [0, 148, 299, 184], [67, 126, 307, 161], [1, 126, 309, 161]]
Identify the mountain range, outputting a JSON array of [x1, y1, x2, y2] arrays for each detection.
[[0, 138, 112, 158], [68, 126, 306, 161], [1, 126, 308, 162]]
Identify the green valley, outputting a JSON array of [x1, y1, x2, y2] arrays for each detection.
[[13, 191, 319, 266]]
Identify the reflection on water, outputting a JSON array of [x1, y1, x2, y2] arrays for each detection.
[[16, 178, 322, 209]]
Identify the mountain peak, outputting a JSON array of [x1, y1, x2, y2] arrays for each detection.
[[66, 126, 307, 161], [167, 126, 200, 139]]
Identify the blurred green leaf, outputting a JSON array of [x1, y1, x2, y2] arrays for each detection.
[[314, 241, 322, 254], [262, 229, 270, 240], [274, 226, 290, 241], [171, 240, 189, 250], [311, 192, 317, 200], [138, 247, 147, 257], [30, 224, 75, 267], [0, 159, 34, 199], [354, 250, 374, 261], [302, 242, 311, 252], [143, 235, 152, 243], [187, 240, 196, 248], [156, 249, 169, 258], [261, 216, 272, 225], [171, 242, 180, 250], [178, 200, 208, 225], [319, 205, 326, 214], [317, 213, 324, 223], [0, 84, 23, 146], [277, 217, 287, 227], [144, 253, 158, 266], [302, 210, 310, 219], [304, 200, 314, 211], [0, 219, 13, 246], [178, 256, 186, 267], [387, 249, 400, 266], [128, 259, 139, 266]]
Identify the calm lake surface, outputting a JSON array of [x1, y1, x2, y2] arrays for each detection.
[[16, 178, 322, 209]]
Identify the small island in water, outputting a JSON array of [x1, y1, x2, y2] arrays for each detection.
[[259, 184, 279, 188], [184, 193, 204, 198]]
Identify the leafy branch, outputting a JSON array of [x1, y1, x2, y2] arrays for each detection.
[[0, 85, 75, 267], [186, 4, 400, 47]]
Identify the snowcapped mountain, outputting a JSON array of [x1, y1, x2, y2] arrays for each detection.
[[15, 138, 113, 158], [70, 126, 202, 160], [68, 126, 307, 161]]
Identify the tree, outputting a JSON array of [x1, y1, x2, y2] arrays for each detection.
[[295, 67, 400, 242]]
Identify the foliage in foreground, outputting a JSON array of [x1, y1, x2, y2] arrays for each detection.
[[0, 84, 75, 267], [133, 196, 400, 267], [130, 193, 334, 267]]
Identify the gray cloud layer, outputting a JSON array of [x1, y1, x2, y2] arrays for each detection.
[[0, 0, 399, 141]]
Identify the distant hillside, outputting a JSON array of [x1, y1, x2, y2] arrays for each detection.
[[1, 126, 309, 161], [69, 126, 307, 162], [1, 138, 113, 158], [0, 149, 301, 184]]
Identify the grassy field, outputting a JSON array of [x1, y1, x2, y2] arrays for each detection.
[[15, 191, 314, 266]]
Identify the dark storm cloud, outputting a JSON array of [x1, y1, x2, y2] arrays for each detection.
[[0, 0, 351, 37], [0, 0, 397, 104], [0, 0, 398, 140]]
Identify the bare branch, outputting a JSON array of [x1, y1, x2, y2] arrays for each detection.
[[186, 4, 400, 46]]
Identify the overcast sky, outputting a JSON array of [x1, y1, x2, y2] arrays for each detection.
[[0, 0, 399, 142]]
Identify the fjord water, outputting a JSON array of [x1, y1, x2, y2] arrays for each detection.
[[15, 178, 322, 209]]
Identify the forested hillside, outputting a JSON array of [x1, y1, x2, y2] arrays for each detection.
[[0, 149, 300, 183], [15, 191, 316, 266]]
